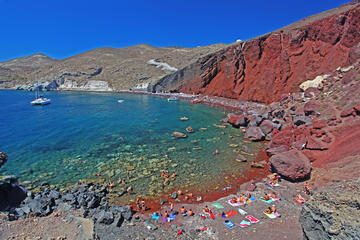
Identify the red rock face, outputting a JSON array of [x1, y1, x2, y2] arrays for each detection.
[[172, 4, 360, 104]]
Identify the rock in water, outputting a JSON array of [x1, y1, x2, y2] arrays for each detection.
[[172, 131, 187, 138], [269, 149, 311, 181], [0, 151, 8, 168], [185, 126, 195, 133], [228, 114, 248, 128], [244, 127, 265, 141], [300, 179, 360, 240]]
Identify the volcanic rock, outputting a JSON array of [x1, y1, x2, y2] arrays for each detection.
[[228, 114, 248, 127], [293, 115, 312, 126], [300, 179, 360, 240], [260, 120, 273, 135], [269, 149, 312, 181], [306, 137, 329, 150], [154, 3, 360, 104], [340, 108, 354, 118], [303, 100, 320, 116], [0, 151, 8, 168], [312, 119, 327, 129], [172, 131, 187, 138], [244, 127, 265, 141]]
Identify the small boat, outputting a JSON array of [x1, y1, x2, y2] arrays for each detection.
[[117, 99, 124, 103], [31, 97, 51, 105], [167, 97, 179, 102], [180, 116, 189, 121], [31, 81, 51, 106]]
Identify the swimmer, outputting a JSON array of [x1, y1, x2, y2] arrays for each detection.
[[108, 181, 115, 188], [170, 172, 176, 179], [213, 149, 219, 155], [118, 177, 126, 185], [164, 178, 170, 185], [127, 186, 132, 195]]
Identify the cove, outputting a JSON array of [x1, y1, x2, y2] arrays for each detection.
[[0, 90, 264, 203]]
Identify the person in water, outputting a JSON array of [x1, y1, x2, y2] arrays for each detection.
[[127, 186, 132, 195], [108, 181, 115, 188], [170, 172, 176, 179], [164, 177, 170, 185], [118, 177, 126, 185]]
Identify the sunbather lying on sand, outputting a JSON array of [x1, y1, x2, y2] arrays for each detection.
[[295, 194, 306, 204]]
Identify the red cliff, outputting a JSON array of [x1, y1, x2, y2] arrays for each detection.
[[153, 1, 360, 104]]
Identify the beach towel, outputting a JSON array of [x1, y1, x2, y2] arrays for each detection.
[[265, 183, 277, 189], [264, 211, 276, 219], [260, 197, 273, 204], [245, 215, 259, 223], [248, 196, 256, 201], [152, 213, 160, 220], [224, 220, 235, 229], [209, 211, 215, 219], [293, 198, 306, 205], [237, 208, 247, 215], [168, 214, 176, 221], [227, 199, 243, 207], [225, 210, 237, 218], [239, 220, 251, 228], [212, 203, 225, 209], [270, 197, 281, 202]]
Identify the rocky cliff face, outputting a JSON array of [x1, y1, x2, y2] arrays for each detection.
[[0, 44, 226, 91], [154, 1, 360, 104], [300, 179, 360, 240]]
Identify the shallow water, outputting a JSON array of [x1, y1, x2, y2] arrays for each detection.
[[0, 90, 263, 200]]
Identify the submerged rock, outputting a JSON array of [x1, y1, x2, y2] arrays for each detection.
[[172, 131, 187, 138]]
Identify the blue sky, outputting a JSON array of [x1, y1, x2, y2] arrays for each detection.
[[0, 0, 350, 61]]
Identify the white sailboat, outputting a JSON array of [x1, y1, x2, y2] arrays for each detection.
[[31, 80, 51, 105]]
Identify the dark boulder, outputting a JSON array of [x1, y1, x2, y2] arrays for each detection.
[[172, 131, 187, 138], [96, 210, 114, 225], [260, 120, 273, 135], [0, 151, 8, 168]]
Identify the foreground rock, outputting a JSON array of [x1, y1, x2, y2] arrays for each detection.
[[269, 149, 311, 181], [300, 179, 360, 240]]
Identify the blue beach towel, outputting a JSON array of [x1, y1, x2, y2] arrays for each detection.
[[224, 220, 235, 229], [260, 198, 273, 204]]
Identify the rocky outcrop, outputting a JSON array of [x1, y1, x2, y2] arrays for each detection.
[[0, 151, 7, 169], [269, 149, 312, 181], [154, 1, 360, 104], [244, 127, 265, 141], [300, 179, 360, 240]]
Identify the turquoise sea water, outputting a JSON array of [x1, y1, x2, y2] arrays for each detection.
[[0, 90, 263, 200]]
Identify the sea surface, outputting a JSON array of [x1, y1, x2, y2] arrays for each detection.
[[0, 90, 263, 201]]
